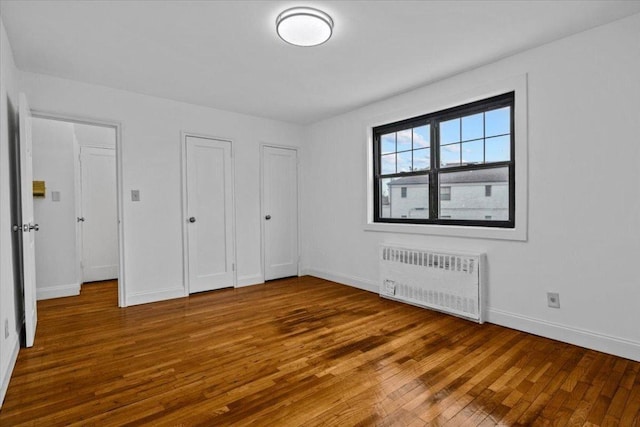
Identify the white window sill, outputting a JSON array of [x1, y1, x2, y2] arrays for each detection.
[[364, 221, 527, 242]]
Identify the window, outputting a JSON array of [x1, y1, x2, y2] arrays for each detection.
[[373, 92, 514, 228], [440, 186, 451, 201]]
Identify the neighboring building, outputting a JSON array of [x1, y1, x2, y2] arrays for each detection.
[[383, 168, 508, 220]]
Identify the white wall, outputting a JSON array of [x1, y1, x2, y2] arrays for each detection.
[[32, 117, 80, 299], [19, 71, 304, 305], [74, 122, 116, 149], [301, 13, 640, 361], [0, 17, 21, 407]]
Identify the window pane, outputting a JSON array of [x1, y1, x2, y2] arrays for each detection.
[[440, 186, 451, 201], [486, 135, 510, 162], [439, 167, 509, 220], [381, 153, 396, 175], [381, 133, 395, 154], [413, 125, 430, 148], [379, 178, 392, 218], [397, 150, 412, 172], [440, 118, 460, 144], [485, 107, 510, 137], [413, 148, 430, 171], [461, 139, 484, 165], [387, 175, 429, 219], [462, 113, 483, 141], [397, 129, 412, 152], [440, 143, 461, 167]]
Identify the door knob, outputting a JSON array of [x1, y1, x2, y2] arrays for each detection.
[[189, 217, 196, 223], [77, 217, 85, 222], [29, 224, 39, 231], [265, 215, 271, 220]]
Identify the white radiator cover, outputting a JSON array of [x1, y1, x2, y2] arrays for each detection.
[[379, 244, 485, 323]]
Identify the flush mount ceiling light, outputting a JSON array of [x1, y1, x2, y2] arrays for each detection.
[[276, 7, 334, 47]]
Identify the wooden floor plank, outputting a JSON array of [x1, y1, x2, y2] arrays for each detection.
[[0, 277, 638, 426]]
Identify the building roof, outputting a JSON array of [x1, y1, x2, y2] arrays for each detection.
[[387, 168, 507, 186]]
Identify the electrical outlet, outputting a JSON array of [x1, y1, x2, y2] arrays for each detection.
[[547, 292, 560, 308], [4, 318, 9, 338]]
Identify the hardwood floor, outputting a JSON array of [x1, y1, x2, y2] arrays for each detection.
[[0, 276, 638, 426]]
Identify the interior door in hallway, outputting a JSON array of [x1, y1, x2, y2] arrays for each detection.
[[185, 136, 235, 293], [263, 146, 298, 281], [80, 146, 118, 282], [18, 93, 38, 347]]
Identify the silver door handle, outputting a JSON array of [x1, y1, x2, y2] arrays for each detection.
[[29, 224, 39, 231], [189, 217, 196, 223], [77, 217, 85, 222], [265, 215, 271, 220]]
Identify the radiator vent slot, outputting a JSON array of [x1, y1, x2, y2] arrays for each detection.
[[380, 245, 485, 323]]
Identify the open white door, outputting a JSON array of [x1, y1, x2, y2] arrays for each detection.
[[185, 136, 235, 293], [19, 93, 38, 347], [263, 146, 298, 281], [80, 146, 118, 282]]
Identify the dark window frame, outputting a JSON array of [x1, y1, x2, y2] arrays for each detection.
[[373, 92, 515, 228], [401, 187, 407, 198]]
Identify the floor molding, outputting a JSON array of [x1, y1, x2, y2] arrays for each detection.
[[36, 283, 80, 300], [302, 268, 378, 294], [236, 274, 263, 288], [126, 287, 186, 306], [487, 308, 640, 362], [303, 269, 640, 362]]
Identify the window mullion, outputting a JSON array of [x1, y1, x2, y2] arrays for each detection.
[[429, 119, 439, 220]]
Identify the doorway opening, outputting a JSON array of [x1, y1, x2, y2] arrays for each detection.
[[30, 114, 125, 307]]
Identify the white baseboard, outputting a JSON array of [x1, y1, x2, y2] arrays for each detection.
[[0, 335, 20, 409], [487, 308, 640, 362], [236, 274, 264, 288], [126, 287, 186, 306], [303, 268, 640, 362], [36, 282, 81, 300], [302, 268, 378, 294]]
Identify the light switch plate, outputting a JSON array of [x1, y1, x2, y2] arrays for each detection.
[[131, 190, 140, 202], [51, 191, 61, 202]]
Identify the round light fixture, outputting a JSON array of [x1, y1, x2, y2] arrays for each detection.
[[276, 7, 333, 47]]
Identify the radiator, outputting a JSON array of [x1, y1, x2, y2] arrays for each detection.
[[379, 244, 485, 323]]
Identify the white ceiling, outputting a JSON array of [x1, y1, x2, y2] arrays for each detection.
[[2, 1, 640, 125]]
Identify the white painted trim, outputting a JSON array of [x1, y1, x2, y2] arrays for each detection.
[[487, 308, 640, 362], [302, 268, 378, 294], [0, 335, 19, 408], [30, 110, 127, 307], [36, 283, 80, 300], [260, 143, 301, 282], [364, 73, 529, 242], [126, 287, 186, 306], [236, 274, 264, 288], [180, 131, 237, 295]]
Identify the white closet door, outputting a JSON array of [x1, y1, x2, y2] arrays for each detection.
[[80, 146, 118, 282], [263, 146, 298, 281], [185, 136, 234, 293]]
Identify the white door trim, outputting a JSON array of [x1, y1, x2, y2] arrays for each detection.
[[260, 143, 301, 282], [180, 131, 237, 294], [31, 110, 127, 307]]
